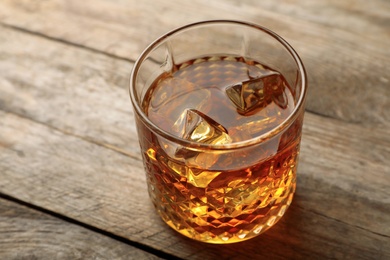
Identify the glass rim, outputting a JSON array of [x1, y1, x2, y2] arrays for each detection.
[[130, 19, 307, 151]]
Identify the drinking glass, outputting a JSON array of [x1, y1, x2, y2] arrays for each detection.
[[130, 20, 307, 244]]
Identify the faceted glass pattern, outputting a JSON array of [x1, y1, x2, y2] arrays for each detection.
[[133, 56, 303, 243], [141, 134, 299, 243]]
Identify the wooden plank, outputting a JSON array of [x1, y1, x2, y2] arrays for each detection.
[[0, 21, 390, 254], [0, 0, 389, 125], [1, 0, 388, 60], [299, 114, 390, 235], [0, 26, 389, 215], [0, 16, 389, 260], [222, 0, 390, 39], [0, 198, 162, 260], [0, 25, 138, 157], [1, 23, 390, 257], [0, 23, 389, 158], [0, 110, 389, 259]]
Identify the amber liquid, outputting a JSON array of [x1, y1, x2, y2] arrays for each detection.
[[138, 56, 302, 243]]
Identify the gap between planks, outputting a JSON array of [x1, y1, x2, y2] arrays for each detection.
[[0, 106, 142, 161], [0, 192, 182, 260], [1, 109, 388, 258], [0, 102, 367, 164], [0, 22, 136, 63], [0, 21, 371, 127], [294, 204, 390, 239], [1, 106, 389, 239], [0, 0, 389, 126]]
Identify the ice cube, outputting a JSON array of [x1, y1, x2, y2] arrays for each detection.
[[232, 116, 277, 138], [263, 72, 288, 109], [226, 72, 286, 115], [173, 109, 232, 145], [271, 85, 288, 109], [187, 168, 222, 188], [173, 109, 232, 169], [150, 77, 197, 109], [148, 76, 211, 133]]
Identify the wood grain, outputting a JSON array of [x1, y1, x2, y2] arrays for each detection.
[[225, 0, 390, 39], [0, 0, 389, 125], [0, 23, 389, 258], [0, 198, 162, 260], [1, 26, 389, 214], [0, 2, 390, 259], [0, 25, 138, 157], [0, 110, 389, 259]]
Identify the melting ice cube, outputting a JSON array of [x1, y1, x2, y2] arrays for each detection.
[[173, 109, 232, 168], [226, 72, 287, 115], [173, 109, 232, 145], [148, 76, 211, 134], [151, 77, 199, 109]]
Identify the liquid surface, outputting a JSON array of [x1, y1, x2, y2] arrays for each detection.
[[144, 56, 295, 144], [138, 56, 302, 243]]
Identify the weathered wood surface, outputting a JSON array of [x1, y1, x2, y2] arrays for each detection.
[[1, 25, 390, 258], [0, 198, 162, 259], [0, 0, 389, 125], [1, 108, 389, 259], [0, 0, 389, 259]]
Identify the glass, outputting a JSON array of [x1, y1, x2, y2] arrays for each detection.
[[130, 20, 307, 244]]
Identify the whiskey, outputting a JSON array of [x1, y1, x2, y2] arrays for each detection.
[[138, 56, 302, 243]]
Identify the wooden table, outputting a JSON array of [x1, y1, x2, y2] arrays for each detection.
[[0, 1, 389, 259]]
